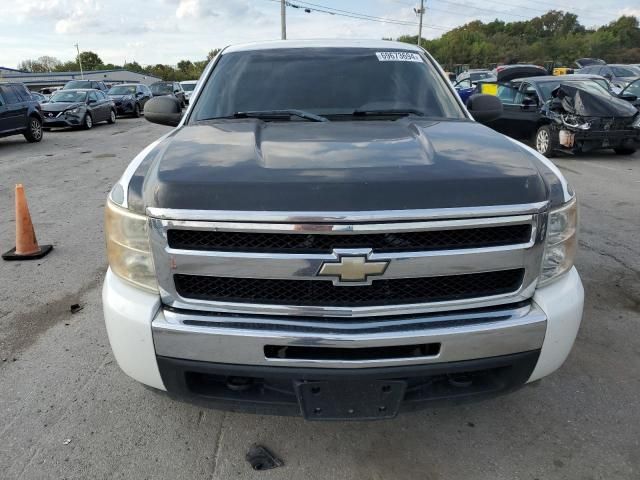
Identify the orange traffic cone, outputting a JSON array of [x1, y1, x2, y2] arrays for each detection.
[[2, 184, 53, 261]]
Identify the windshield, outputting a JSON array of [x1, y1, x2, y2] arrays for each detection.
[[191, 48, 465, 121], [108, 85, 136, 95], [181, 83, 196, 91], [611, 66, 640, 77], [151, 83, 173, 94], [623, 79, 640, 96], [537, 80, 611, 101], [50, 91, 87, 103], [65, 81, 91, 89], [469, 72, 492, 82]]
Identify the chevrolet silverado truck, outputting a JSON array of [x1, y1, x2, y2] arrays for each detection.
[[103, 40, 584, 421]]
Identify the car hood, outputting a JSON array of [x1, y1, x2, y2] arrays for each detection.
[[129, 119, 555, 213], [108, 94, 132, 100], [42, 102, 85, 113]]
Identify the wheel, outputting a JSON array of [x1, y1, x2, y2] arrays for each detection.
[[535, 125, 557, 157], [23, 116, 43, 142], [181, 99, 186, 109], [108, 109, 116, 124], [83, 113, 93, 130], [133, 103, 141, 118], [614, 147, 636, 155]]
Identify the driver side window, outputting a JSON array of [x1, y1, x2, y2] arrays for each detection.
[[496, 84, 520, 104], [89, 91, 99, 103], [516, 83, 539, 105]]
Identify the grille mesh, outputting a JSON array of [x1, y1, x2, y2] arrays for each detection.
[[167, 224, 532, 253], [174, 269, 524, 307]]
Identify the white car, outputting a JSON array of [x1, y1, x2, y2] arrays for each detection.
[[179, 80, 197, 104]]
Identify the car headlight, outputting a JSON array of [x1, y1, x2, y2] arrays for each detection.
[[538, 198, 578, 287], [66, 108, 81, 114], [105, 198, 158, 292], [122, 95, 133, 101]]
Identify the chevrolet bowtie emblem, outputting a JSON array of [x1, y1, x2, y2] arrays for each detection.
[[318, 252, 388, 285]]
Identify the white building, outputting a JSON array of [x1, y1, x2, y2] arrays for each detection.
[[0, 68, 161, 89]]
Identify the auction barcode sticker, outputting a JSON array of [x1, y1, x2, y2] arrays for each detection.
[[375, 51, 422, 62]]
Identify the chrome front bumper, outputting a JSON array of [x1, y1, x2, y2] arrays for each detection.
[[152, 302, 546, 369]]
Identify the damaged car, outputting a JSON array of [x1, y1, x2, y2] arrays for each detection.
[[485, 75, 640, 157]]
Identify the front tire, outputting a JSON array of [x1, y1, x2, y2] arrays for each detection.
[[613, 147, 636, 155], [133, 103, 141, 118], [535, 125, 557, 157], [24, 116, 43, 142], [108, 109, 116, 124], [83, 113, 93, 130]]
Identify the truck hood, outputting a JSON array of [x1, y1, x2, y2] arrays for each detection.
[[131, 119, 553, 212]]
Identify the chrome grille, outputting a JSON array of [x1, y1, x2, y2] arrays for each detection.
[[166, 224, 532, 253], [148, 204, 547, 318], [174, 270, 525, 306]]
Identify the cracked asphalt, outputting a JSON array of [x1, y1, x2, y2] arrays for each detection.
[[1, 118, 639, 479]]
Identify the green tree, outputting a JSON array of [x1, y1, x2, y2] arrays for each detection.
[[78, 51, 104, 70]]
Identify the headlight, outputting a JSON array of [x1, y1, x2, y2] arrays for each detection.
[[122, 95, 133, 101], [105, 199, 158, 292], [539, 198, 578, 286], [66, 108, 81, 114]]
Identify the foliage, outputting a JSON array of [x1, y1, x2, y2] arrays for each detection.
[[397, 11, 640, 69], [16, 50, 218, 81]]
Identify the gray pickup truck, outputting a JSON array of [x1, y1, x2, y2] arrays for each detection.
[[103, 40, 584, 420]]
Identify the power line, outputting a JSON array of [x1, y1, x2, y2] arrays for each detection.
[[285, 0, 420, 26], [386, 0, 613, 23]]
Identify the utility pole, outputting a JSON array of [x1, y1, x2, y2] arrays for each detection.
[[74, 43, 84, 79], [281, 0, 287, 40], [415, 0, 425, 47]]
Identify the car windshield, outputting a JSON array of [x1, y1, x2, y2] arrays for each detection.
[[109, 85, 136, 95], [50, 91, 87, 103], [611, 66, 640, 77], [65, 81, 91, 89], [623, 79, 640, 96], [191, 48, 465, 121], [181, 83, 196, 91], [537, 80, 611, 101], [469, 72, 492, 82], [151, 83, 173, 94]]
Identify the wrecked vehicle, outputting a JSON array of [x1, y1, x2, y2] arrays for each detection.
[[543, 82, 640, 156], [486, 75, 640, 156]]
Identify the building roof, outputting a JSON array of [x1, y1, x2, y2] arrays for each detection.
[[223, 39, 423, 54], [0, 66, 26, 73], [0, 68, 148, 78]]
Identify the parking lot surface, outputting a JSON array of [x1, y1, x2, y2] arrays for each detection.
[[1, 118, 639, 480]]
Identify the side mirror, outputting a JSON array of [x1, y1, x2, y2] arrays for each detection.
[[466, 94, 503, 124], [88, 99, 96, 104], [144, 96, 183, 127]]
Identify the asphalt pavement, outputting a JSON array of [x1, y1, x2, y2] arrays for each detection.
[[0, 118, 639, 480]]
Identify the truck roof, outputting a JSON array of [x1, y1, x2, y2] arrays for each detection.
[[223, 39, 423, 54]]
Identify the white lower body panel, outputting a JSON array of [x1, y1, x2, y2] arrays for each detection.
[[102, 267, 584, 389]]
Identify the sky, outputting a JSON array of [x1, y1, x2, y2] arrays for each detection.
[[1, 0, 639, 69]]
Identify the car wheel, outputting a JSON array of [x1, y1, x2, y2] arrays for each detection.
[[24, 116, 43, 143], [535, 125, 556, 158], [83, 113, 93, 130], [108, 109, 116, 124], [613, 147, 636, 155], [133, 103, 141, 118]]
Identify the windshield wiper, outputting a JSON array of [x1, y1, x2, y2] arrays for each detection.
[[231, 109, 328, 122], [351, 108, 426, 117]]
